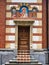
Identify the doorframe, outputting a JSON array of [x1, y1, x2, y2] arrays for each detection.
[[15, 25, 32, 50]]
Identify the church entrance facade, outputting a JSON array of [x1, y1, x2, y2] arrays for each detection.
[[5, 0, 47, 50]]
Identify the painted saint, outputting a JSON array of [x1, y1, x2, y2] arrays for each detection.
[[11, 7, 16, 18], [20, 7, 28, 18]]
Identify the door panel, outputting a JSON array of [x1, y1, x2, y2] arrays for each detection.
[[18, 26, 30, 51]]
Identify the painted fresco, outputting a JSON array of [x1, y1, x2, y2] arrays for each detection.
[[20, 6, 28, 18], [11, 3, 39, 19]]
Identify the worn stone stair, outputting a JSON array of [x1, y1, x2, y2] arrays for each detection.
[[5, 62, 42, 65], [9, 59, 38, 63], [16, 50, 30, 62], [5, 57, 42, 65], [5, 50, 42, 65]]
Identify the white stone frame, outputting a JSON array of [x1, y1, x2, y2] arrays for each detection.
[[15, 25, 32, 50]]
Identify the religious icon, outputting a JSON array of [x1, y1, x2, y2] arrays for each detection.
[[11, 6, 16, 18], [32, 12, 37, 18], [20, 7, 28, 18], [32, 7, 39, 18]]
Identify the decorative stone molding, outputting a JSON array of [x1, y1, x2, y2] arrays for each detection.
[[14, 18, 34, 25]]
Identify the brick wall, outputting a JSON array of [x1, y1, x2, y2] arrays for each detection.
[[48, 0, 49, 49], [0, 0, 47, 49], [0, 0, 6, 48], [42, 0, 47, 48]]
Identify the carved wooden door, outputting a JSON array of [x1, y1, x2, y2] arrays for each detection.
[[18, 26, 30, 51]]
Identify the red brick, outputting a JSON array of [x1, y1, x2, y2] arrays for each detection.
[[0, 0, 6, 48]]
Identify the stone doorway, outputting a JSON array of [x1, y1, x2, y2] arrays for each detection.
[[18, 26, 30, 52]]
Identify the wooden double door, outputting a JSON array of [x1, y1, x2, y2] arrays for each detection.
[[18, 26, 30, 51]]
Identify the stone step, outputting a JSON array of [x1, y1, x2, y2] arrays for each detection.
[[16, 56, 30, 58], [12, 58, 36, 60], [18, 53, 30, 55], [18, 50, 29, 53], [17, 51, 30, 62], [5, 63, 42, 65], [16, 57, 30, 59], [17, 54, 30, 57], [12, 57, 35, 60], [16, 54, 30, 56], [9, 58, 38, 62], [9, 59, 30, 63], [9, 59, 38, 63], [16, 54, 30, 62], [17, 55, 30, 56]]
